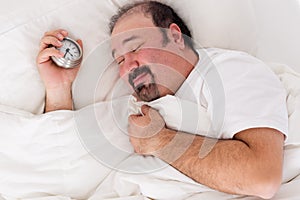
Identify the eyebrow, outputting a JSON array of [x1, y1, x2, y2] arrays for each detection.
[[112, 35, 140, 58]]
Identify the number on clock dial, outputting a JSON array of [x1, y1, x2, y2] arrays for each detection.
[[59, 40, 80, 60]]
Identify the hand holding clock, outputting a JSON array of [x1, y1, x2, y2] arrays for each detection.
[[36, 29, 83, 112]]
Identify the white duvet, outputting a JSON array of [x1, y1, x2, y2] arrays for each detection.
[[0, 63, 299, 200]]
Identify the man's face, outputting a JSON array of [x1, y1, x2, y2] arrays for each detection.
[[111, 13, 186, 102]]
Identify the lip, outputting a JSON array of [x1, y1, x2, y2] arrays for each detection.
[[133, 72, 148, 87]]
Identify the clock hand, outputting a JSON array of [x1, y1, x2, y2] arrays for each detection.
[[64, 48, 70, 58], [66, 48, 74, 57], [68, 52, 74, 57]]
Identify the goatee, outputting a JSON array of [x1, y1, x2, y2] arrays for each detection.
[[128, 66, 160, 102]]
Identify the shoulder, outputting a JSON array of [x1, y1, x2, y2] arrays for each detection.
[[201, 47, 265, 69], [197, 47, 282, 87], [197, 48, 288, 139]]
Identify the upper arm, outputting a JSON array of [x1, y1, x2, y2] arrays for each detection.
[[234, 127, 284, 147], [203, 50, 289, 139], [234, 128, 285, 181], [234, 127, 285, 158], [232, 128, 285, 198]]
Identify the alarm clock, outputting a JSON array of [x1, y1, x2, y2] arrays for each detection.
[[51, 37, 83, 68]]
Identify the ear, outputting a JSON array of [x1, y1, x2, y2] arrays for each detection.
[[169, 23, 185, 49]]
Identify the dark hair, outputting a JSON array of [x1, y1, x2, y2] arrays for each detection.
[[109, 0, 195, 50]]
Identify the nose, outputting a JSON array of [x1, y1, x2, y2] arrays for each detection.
[[120, 53, 139, 77]]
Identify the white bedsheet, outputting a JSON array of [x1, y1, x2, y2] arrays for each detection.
[[0, 63, 299, 200]]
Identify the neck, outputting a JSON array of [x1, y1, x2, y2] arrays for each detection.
[[181, 47, 199, 78], [159, 47, 199, 96]]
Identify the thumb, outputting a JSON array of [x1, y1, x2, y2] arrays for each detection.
[[141, 105, 150, 115], [76, 39, 83, 51]]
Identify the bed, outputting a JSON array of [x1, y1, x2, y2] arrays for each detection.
[[0, 0, 300, 199]]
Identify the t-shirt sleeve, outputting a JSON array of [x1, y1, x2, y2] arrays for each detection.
[[203, 50, 288, 140]]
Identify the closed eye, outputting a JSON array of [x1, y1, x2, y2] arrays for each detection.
[[116, 57, 124, 65], [115, 42, 144, 65], [131, 43, 144, 53]]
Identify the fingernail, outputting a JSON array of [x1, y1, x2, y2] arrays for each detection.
[[57, 33, 64, 40], [57, 40, 62, 45], [61, 30, 68, 36]]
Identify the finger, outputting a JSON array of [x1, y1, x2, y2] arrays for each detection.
[[37, 47, 64, 64], [129, 137, 140, 153], [44, 29, 68, 40], [39, 36, 63, 51], [148, 106, 163, 120], [141, 105, 150, 115], [142, 105, 163, 123], [128, 115, 146, 138], [128, 114, 140, 125]]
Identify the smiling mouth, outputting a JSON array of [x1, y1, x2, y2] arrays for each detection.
[[133, 72, 149, 88], [128, 66, 160, 102], [128, 65, 153, 89]]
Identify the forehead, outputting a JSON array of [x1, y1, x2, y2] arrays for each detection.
[[111, 12, 155, 35], [110, 13, 164, 58], [111, 28, 163, 59]]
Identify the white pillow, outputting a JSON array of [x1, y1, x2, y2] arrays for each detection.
[[0, 0, 118, 114], [174, 0, 258, 54]]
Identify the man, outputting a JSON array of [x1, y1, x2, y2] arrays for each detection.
[[36, 1, 288, 199]]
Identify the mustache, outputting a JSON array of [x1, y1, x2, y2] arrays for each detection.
[[128, 65, 154, 87]]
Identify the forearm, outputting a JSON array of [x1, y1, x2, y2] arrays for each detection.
[[162, 132, 254, 195], [45, 86, 73, 112], [154, 129, 283, 199]]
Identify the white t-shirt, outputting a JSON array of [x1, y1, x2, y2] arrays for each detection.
[[175, 48, 289, 139]]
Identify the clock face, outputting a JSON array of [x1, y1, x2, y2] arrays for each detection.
[[58, 38, 81, 61], [51, 37, 82, 68]]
